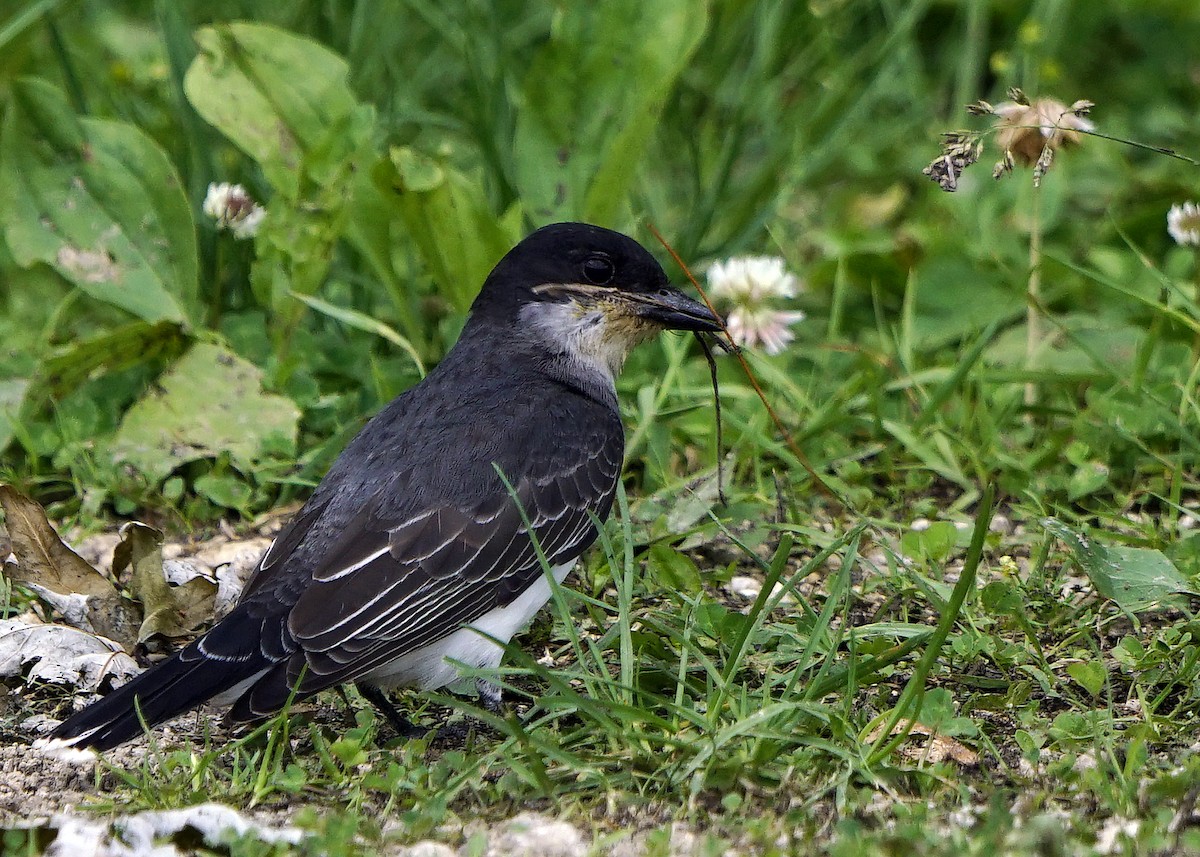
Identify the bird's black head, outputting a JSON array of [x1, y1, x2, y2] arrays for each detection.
[[467, 223, 721, 379], [470, 222, 721, 343]]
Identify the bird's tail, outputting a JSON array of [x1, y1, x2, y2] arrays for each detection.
[[45, 646, 266, 752]]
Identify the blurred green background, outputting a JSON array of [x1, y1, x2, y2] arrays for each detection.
[[1, 0, 1199, 534]]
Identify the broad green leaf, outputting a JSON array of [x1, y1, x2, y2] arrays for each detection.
[[185, 22, 375, 318], [913, 257, 1022, 350], [1066, 460, 1110, 501], [1048, 711, 1094, 744], [1086, 387, 1174, 439], [1043, 517, 1195, 613], [0, 321, 186, 457], [0, 78, 197, 325], [1111, 636, 1146, 668], [1066, 661, 1105, 698], [647, 542, 703, 595], [694, 601, 748, 642], [37, 320, 187, 398], [0, 379, 29, 454], [916, 688, 978, 737], [900, 521, 959, 563], [273, 763, 308, 794], [986, 314, 1146, 376], [374, 147, 521, 313], [194, 471, 254, 514], [981, 580, 1021, 613], [184, 22, 367, 193], [111, 343, 300, 483], [1015, 730, 1042, 763], [665, 472, 722, 534], [512, 0, 708, 224]]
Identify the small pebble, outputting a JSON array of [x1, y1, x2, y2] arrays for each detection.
[[486, 812, 586, 857], [728, 576, 762, 599]]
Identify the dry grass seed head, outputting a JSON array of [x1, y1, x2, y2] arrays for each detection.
[[993, 96, 1094, 166], [922, 131, 984, 192]]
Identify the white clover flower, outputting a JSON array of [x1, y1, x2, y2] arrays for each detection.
[[706, 256, 805, 355], [203, 182, 266, 239], [707, 256, 799, 302], [1168, 202, 1200, 247], [724, 307, 807, 355]]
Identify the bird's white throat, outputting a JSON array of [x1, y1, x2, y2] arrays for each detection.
[[520, 299, 653, 382]]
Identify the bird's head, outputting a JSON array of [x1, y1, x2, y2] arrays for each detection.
[[471, 222, 722, 379]]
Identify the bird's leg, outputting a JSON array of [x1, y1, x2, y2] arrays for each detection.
[[430, 680, 505, 745], [355, 682, 427, 738], [475, 678, 504, 715]]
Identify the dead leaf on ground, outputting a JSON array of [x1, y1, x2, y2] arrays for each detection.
[[0, 485, 138, 649], [0, 619, 139, 691], [114, 522, 216, 642], [866, 721, 979, 766], [194, 536, 270, 619], [36, 802, 304, 855]]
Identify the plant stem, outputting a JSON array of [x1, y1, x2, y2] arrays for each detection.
[[1193, 247, 1200, 359], [1025, 186, 1043, 408]]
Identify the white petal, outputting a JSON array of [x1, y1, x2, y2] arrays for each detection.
[[202, 182, 232, 219]]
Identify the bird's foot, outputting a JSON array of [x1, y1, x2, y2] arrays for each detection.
[[430, 681, 506, 746], [355, 682, 427, 739], [475, 678, 504, 715]]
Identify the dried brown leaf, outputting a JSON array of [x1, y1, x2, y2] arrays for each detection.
[[0, 486, 118, 599], [0, 485, 138, 649], [865, 721, 979, 767], [115, 522, 215, 642]]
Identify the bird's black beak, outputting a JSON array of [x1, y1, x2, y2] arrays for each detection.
[[635, 286, 723, 333]]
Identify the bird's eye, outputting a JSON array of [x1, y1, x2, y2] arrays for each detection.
[[581, 254, 615, 285]]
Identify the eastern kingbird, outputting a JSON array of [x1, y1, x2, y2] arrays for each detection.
[[48, 222, 722, 751]]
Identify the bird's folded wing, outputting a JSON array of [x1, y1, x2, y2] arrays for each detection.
[[239, 429, 622, 698], [237, 496, 331, 601]]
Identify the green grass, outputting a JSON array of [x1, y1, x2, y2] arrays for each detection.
[[3, 0, 1200, 853]]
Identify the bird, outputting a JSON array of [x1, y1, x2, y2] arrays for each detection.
[[46, 221, 722, 751]]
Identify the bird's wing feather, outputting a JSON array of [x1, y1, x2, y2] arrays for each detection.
[[237, 495, 332, 600], [227, 419, 622, 714]]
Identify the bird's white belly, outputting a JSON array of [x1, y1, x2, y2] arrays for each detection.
[[362, 561, 575, 692]]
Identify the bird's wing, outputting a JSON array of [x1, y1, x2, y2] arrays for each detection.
[[237, 494, 332, 601], [227, 420, 623, 717]]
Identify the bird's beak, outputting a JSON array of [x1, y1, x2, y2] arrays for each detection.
[[532, 282, 724, 333], [632, 287, 723, 333]]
